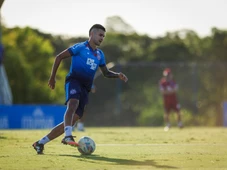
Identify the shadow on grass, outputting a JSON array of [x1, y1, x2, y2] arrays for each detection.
[[58, 154, 178, 169], [0, 136, 7, 140]]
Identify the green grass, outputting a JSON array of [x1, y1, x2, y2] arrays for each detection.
[[0, 127, 227, 170]]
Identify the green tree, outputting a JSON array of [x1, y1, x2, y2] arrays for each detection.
[[3, 27, 67, 104], [105, 16, 136, 34]]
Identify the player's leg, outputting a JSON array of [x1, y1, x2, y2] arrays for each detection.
[[32, 113, 80, 154], [177, 111, 183, 128], [176, 107, 183, 128], [61, 80, 82, 146], [77, 108, 86, 131], [164, 111, 170, 126], [164, 110, 171, 131], [77, 118, 85, 131], [64, 98, 79, 133], [62, 87, 88, 146], [48, 113, 80, 141], [163, 100, 171, 131], [61, 98, 80, 146], [174, 103, 183, 128]]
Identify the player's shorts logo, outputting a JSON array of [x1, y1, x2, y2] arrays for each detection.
[[70, 89, 77, 95]]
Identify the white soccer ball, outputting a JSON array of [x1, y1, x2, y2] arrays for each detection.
[[77, 136, 96, 155]]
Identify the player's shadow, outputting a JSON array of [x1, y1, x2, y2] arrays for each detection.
[[58, 154, 178, 169]]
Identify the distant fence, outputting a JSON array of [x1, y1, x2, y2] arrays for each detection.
[[0, 105, 65, 129]]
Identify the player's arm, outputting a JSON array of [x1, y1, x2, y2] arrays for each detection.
[[166, 84, 178, 94], [48, 49, 72, 89], [159, 83, 171, 95], [172, 84, 178, 93], [160, 85, 177, 95], [99, 65, 128, 82], [160, 86, 167, 94], [160, 88, 172, 95]]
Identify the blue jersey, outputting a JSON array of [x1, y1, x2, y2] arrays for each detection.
[[66, 40, 106, 91]]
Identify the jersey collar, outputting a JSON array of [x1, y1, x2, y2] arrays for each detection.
[[85, 40, 97, 52]]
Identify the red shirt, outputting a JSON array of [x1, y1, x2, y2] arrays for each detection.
[[159, 77, 180, 112], [159, 78, 178, 100]]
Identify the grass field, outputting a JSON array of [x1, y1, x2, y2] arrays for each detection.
[[0, 127, 227, 170]]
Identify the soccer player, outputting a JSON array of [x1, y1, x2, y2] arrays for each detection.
[[32, 24, 128, 154], [159, 68, 183, 131]]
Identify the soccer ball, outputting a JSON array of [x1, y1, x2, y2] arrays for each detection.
[[77, 136, 96, 155]]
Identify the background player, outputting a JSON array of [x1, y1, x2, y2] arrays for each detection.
[[32, 24, 128, 154], [159, 68, 183, 131]]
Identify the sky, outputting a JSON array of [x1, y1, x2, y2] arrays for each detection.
[[2, 0, 227, 38]]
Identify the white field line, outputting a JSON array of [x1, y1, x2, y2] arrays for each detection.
[[96, 143, 227, 146]]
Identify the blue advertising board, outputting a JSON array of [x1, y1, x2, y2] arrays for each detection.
[[0, 105, 66, 129]]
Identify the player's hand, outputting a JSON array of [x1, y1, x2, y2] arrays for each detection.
[[118, 72, 128, 82], [48, 76, 56, 89], [167, 86, 172, 91]]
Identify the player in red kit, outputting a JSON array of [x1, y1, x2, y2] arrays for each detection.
[[159, 68, 183, 131]]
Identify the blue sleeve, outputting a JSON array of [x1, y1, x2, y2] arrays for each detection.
[[99, 50, 106, 67], [68, 43, 83, 56]]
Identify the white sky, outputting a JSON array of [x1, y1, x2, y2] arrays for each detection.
[[2, 0, 227, 38]]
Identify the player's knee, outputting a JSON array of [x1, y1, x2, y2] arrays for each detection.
[[72, 114, 80, 125], [67, 99, 79, 113], [176, 111, 181, 115]]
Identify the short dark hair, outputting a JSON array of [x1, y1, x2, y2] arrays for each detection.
[[89, 24, 106, 35]]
